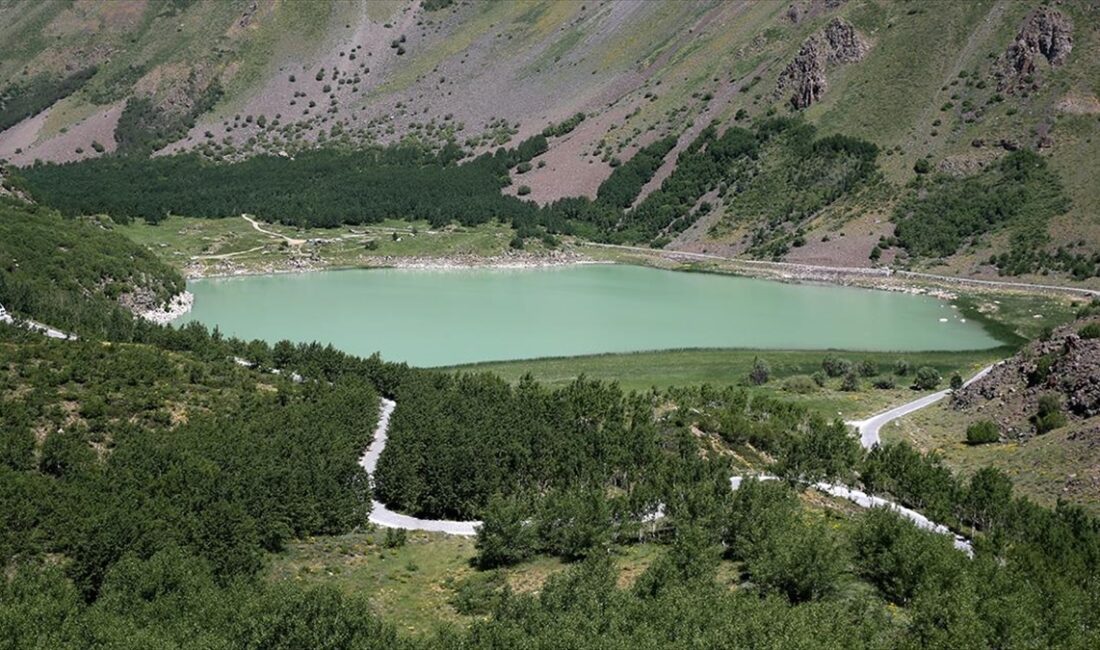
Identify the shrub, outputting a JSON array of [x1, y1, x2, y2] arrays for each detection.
[[749, 357, 770, 385], [872, 377, 896, 390], [852, 508, 961, 605], [783, 375, 818, 394], [840, 371, 860, 392], [1032, 393, 1067, 434], [516, 161, 532, 174], [516, 185, 531, 196], [450, 572, 507, 615], [822, 354, 852, 378], [950, 373, 963, 390], [383, 527, 407, 549], [913, 158, 931, 174], [857, 360, 878, 377], [966, 420, 999, 445], [894, 359, 910, 376], [811, 371, 827, 388], [1078, 323, 1100, 339], [912, 367, 941, 390], [475, 495, 535, 568], [1027, 354, 1055, 387]]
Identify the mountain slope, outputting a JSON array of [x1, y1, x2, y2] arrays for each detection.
[[1, 0, 1097, 284]]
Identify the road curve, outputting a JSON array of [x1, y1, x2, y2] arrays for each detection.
[[360, 398, 480, 536], [361, 397, 972, 552], [848, 364, 997, 449]]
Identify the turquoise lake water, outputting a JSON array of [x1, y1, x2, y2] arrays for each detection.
[[177, 265, 1002, 367]]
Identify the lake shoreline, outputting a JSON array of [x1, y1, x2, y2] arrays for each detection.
[[183, 249, 602, 280]]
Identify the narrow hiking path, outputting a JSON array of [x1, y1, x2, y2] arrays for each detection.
[[242, 214, 306, 246], [360, 395, 975, 553], [192, 245, 266, 261]]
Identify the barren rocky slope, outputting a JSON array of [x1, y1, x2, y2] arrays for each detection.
[[953, 309, 1100, 440]]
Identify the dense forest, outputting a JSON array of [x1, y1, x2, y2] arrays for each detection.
[[13, 118, 873, 246], [891, 149, 1075, 274], [374, 372, 662, 520], [0, 67, 98, 132]]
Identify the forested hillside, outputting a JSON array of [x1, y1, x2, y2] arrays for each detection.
[[4, 307, 1100, 647], [0, 200, 184, 334], [1, 0, 1097, 283]]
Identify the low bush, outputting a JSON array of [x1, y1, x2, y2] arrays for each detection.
[[783, 375, 818, 394], [1078, 323, 1100, 340], [822, 354, 852, 378], [749, 357, 770, 385], [1032, 393, 1067, 434], [966, 420, 1000, 445], [912, 366, 941, 390], [872, 377, 896, 390]]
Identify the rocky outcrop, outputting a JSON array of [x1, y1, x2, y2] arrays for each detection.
[[776, 18, 868, 109], [822, 16, 868, 64], [952, 316, 1100, 439], [777, 38, 828, 109], [0, 168, 32, 203], [118, 287, 194, 324], [994, 7, 1073, 92]]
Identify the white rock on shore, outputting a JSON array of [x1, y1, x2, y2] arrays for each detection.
[[139, 291, 194, 325]]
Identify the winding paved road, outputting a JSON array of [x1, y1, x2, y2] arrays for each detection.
[[0, 302, 75, 340], [359, 399, 481, 535], [361, 394, 977, 553], [847, 364, 997, 448]]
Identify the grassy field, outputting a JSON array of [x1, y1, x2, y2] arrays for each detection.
[[885, 402, 1100, 514], [114, 215, 525, 276], [446, 347, 1007, 421], [267, 494, 873, 639], [266, 530, 665, 638]]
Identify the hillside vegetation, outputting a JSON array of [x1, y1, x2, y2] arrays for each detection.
[[0, 181, 1099, 646], [0, 0, 1096, 284], [0, 200, 183, 334]]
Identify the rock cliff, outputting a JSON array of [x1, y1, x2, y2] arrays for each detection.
[[776, 18, 868, 109], [995, 6, 1073, 92]]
